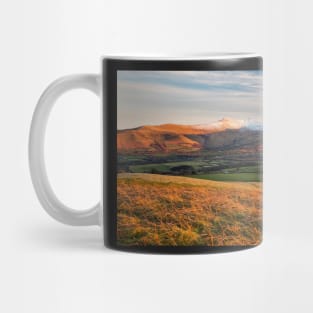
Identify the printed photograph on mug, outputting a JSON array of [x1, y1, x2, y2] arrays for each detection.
[[116, 69, 262, 247]]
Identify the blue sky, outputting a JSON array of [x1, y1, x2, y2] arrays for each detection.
[[117, 70, 262, 129]]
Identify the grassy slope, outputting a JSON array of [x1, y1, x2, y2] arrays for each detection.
[[117, 173, 262, 246]]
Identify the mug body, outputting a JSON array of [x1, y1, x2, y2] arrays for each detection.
[[102, 54, 263, 253]]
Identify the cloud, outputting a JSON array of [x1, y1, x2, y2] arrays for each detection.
[[117, 70, 262, 129], [118, 70, 262, 93]]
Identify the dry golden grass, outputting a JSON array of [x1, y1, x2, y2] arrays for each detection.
[[117, 173, 262, 246]]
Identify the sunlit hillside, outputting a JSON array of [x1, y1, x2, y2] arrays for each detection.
[[117, 118, 261, 154]]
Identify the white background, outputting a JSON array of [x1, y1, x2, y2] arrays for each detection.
[[1, 0, 313, 312]]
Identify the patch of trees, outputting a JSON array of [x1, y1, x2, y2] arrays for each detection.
[[170, 165, 196, 175]]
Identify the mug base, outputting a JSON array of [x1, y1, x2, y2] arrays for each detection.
[[106, 242, 262, 254]]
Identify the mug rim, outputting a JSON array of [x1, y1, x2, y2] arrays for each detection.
[[102, 52, 260, 61]]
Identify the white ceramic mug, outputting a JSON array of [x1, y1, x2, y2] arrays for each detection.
[[29, 54, 263, 253]]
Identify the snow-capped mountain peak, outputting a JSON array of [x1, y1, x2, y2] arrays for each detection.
[[194, 118, 245, 132]]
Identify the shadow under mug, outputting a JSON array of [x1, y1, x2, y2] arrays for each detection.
[[29, 53, 263, 254]]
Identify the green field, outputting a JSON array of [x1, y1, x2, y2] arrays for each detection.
[[129, 160, 207, 173], [128, 161, 261, 182], [188, 172, 261, 182]]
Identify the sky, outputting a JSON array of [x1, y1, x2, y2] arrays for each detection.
[[117, 70, 262, 130]]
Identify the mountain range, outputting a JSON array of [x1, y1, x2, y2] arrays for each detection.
[[117, 118, 262, 154]]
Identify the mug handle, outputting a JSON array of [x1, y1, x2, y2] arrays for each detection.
[[29, 74, 101, 226]]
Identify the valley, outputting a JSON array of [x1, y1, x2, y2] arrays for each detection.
[[117, 121, 262, 183]]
